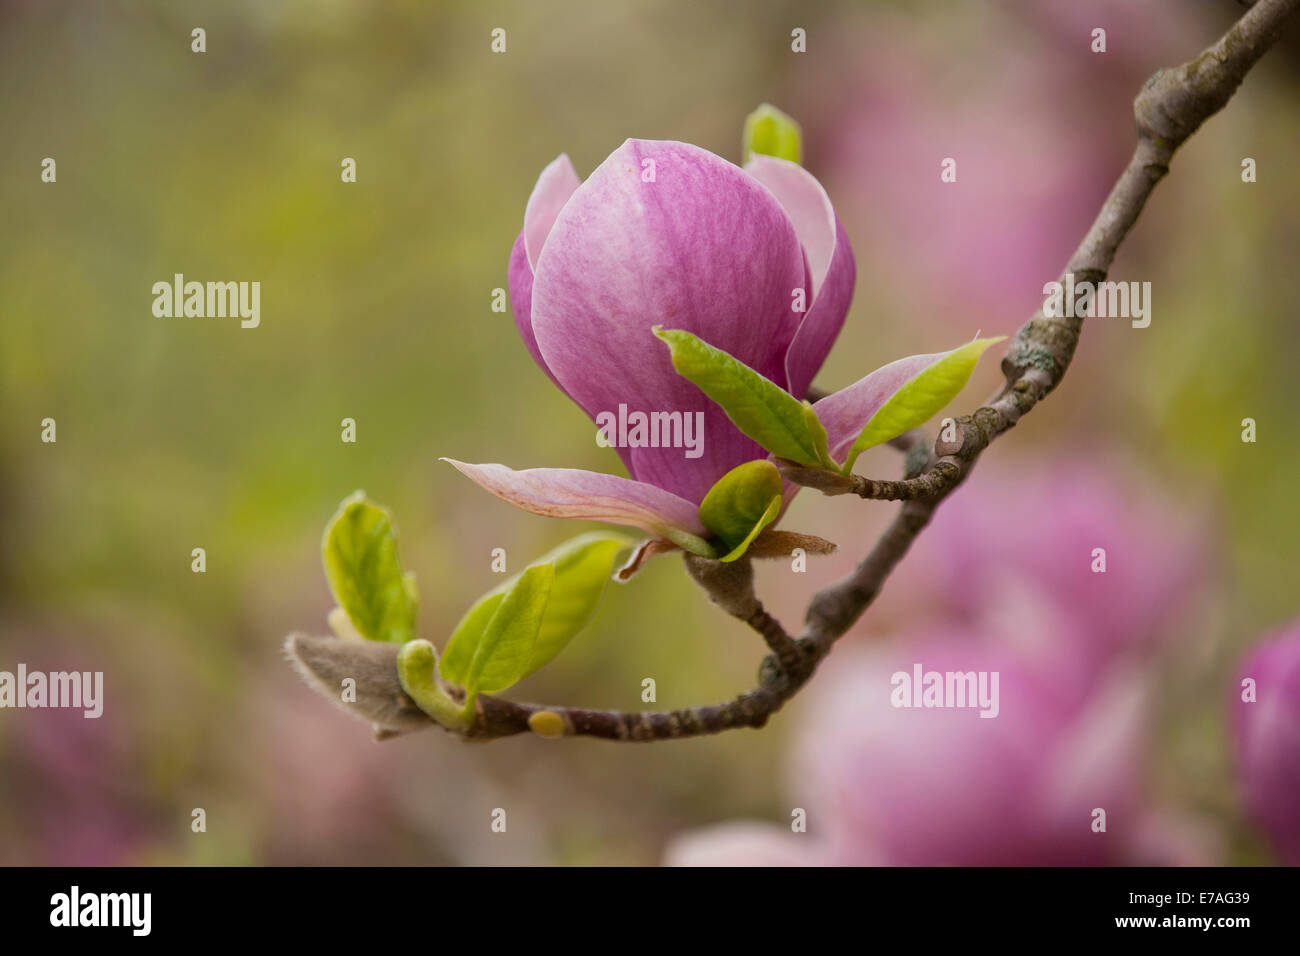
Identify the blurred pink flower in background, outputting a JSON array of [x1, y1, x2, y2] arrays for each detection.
[[666, 457, 1219, 866], [913, 456, 1212, 702], [253, 679, 411, 864], [0, 637, 158, 866], [791, 0, 1206, 333], [1233, 622, 1300, 864], [3, 706, 154, 866]]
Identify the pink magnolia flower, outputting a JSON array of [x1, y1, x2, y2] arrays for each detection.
[[444, 138, 978, 556], [1233, 622, 1300, 864]]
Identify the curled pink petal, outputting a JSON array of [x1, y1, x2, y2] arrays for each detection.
[[784, 218, 855, 400], [508, 232, 567, 394], [812, 351, 945, 462], [745, 156, 838, 298], [744, 156, 856, 399], [523, 154, 581, 271], [510, 155, 581, 393], [441, 459, 706, 540]]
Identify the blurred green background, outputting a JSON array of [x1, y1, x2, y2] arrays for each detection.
[[1, 0, 1297, 865]]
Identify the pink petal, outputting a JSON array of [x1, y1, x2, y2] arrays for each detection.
[[813, 351, 946, 463], [784, 219, 855, 400], [744, 155, 837, 297], [441, 459, 706, 540], [509, 156, 582, 394], [744, 156, 855, 399], [508, 232, 571, 395], [529, 139, 807, 504], [523, 154, 581, 271]]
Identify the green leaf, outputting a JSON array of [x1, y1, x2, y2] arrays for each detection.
[[801, 400, 834, 467], [321, 491, 418, 643], [742, 103, 803, 165], [719, 495, 781, 562], [698, 460, 784, 561], [396, 640, 471, 731], [844, 337, 1004, 472], [654, 327, 834, 469], [462, 563, 554, 700], [441, 594, 505, 684], [441, 533, 630, 688], [656, 525, 719, 559], [524, 534, 626, 674]]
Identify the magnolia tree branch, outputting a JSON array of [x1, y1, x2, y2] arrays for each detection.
[[290, 0, 1297, 742], [797, 0, 1299, 649]]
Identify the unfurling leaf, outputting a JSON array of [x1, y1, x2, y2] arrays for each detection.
[[654, 327, 835, 469], [441, 533, 630, 691], [698, 460, 784, 562], [844, 337, 1004, 472], [801, 400, 834, 467], [321, 491, 418, 643], [396, 639, 471, 731]]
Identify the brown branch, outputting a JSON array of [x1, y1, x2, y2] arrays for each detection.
[[288, 0, 1298, 741], [799, 0, 1300, 650], [679, 552, 805, 674]]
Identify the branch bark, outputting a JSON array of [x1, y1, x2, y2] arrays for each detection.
[[799, 0, 1299, 654], [289, 0, 1298, 741]]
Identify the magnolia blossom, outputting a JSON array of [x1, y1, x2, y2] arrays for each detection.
[[445, 139, 970, 556], [666, 460, 1218, 866], [1233, 622, 1300, 864]]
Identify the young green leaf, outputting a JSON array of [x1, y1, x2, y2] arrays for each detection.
[[524, 534, 626, 673], [440, 593, 505, 685], [844, 337, 1004, 473], [654, 327, 835, 469], [441, 533, 630, 688], [462, 562, 554, 700], [720, 495, 781, 562], [801, 400, 834, 467], [742, 103, 803, 166], [655, 525, 719, 559], [698, 460, 784, 562], [321, 491, 418, 643], [396, 640, 471, 732]]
